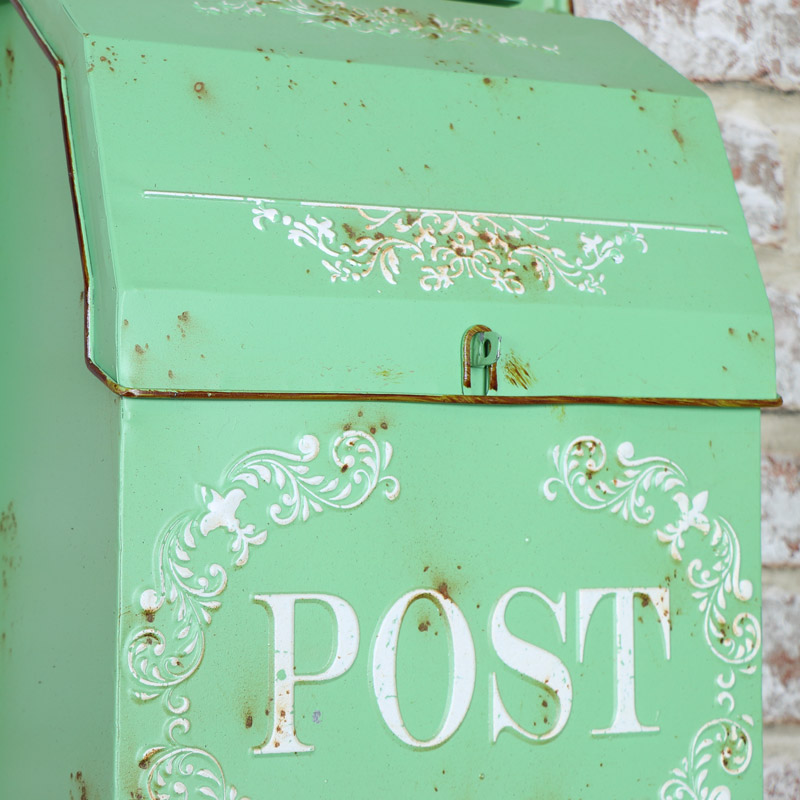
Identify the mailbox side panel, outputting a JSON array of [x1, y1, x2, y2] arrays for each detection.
[[117, 399, 762, 799], [0, 6, 119, 798]]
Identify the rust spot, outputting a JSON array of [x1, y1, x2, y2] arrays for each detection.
[[728, 327, 735, 335], [134, 344, 145, 355], [369, 426, 376, 434], [71, 771, 89, 800], [672, 128, 684, 147], [5, 48, 15, 82], [380, 421, 388, 429], [482, 77, 492, 85], [245, 712, 253, 728], [177, 311, 191, 338], [375, 366, 403, 383], [640, 595, 650, 607], [437, 582, 451, 600], [193, 81, 207, 99], [168, 370, 174, 380], [423, 565, 429, 572], [418, 620, 430, 632], [340, 464, 349, 473], [449, 122, 454, 130], [0, 502, 17, 540], [502, 351, 533, 390], [0, 502, 17, 615]]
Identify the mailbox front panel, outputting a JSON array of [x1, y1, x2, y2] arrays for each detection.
[[118, 401, 762, 798]]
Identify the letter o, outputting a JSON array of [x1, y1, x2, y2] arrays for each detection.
[[371, 588, 476, 748]]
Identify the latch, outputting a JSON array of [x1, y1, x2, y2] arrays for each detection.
[[462, 324, 501, 395]]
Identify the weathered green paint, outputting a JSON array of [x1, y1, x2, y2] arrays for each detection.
[[0, 6, 118, 798], [9, 0, 776, 401], [1, 0, 772, 797], [116, 401, 764, 799]]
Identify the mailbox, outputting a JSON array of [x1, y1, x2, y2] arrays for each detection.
[[0, 0, 779, 797]]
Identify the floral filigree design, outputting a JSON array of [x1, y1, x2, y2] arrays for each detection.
[[252, 202, 648, 295], [543, 436, 761, 796], [543, 437, 760, 667], [194, 0, 560, 51], [660, 717, 754, 800], [129, 431, 398, 702], [140, 743, 251, 800], [127, 430, 399, 800]]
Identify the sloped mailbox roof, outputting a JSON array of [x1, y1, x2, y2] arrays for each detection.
[[16, 0, 777, 401]]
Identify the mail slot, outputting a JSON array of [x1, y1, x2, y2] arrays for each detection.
[[0, 0, 779, 797]]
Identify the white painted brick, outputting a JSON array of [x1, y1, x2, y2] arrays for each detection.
[[763, 588, 800, 724], [764, 758, 800, 800], [767, 285, 800, 410], [573, 0, 800, 91], [762, 454, 800, 568], [719, 114, 784, 246]]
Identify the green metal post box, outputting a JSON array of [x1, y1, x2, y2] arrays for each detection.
[[0, 0, 779, 797]]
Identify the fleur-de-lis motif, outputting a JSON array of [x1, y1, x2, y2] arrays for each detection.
[[127, 430, 399, 798], [544, 436, 760, 668]]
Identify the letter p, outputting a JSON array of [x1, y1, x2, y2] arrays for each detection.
[[252, 593, 359, 754]]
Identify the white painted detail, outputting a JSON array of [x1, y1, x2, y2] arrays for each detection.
[[126, 430, 397, 795], [578, 587, 670, 735], [252, 593, 360, 754], [544, 436, 760, 667], [490, 588, 572, 743], [143, 190, 665, 295], [143, 190, 728, 236], [192, 0, 560, 52], [371, 589, 476, 749]]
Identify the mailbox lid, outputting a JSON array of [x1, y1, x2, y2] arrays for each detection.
[[18, 0, 777, 401]]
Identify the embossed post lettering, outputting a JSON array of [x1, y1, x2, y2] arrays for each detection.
[[372, 588, 476, 748], [490, 587, 572, 742], [252, 593, 360, 754], [578, 587, 671, 735]]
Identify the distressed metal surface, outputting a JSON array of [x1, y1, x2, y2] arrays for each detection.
[[0, 5, 118, 797], [12, 0, 777, 400], [118, 401, 763, 798], [1, 2, 773, 798]]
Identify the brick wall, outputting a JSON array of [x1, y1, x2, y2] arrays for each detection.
[[573, 0, 800, 791]]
